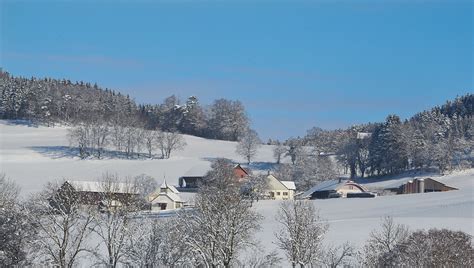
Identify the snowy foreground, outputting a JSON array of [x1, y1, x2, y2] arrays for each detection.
[[1, 121, 473, 263]]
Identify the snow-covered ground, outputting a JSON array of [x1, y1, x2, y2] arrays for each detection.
[[1, 120, 473, 263], [0, 121, 279, 196]]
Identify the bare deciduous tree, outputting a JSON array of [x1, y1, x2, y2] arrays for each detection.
[[124, 218, 188, 267], [0, 173, 20, 208], [320, 242, 355, 268], [68, 124, 91, 159], [388, 228, 473, 267], [241, 173, 269, 203], [273, 142, 287, 164], [133, 173, 158, 199], [90, 174, 141, 268], [285, 138, 303, 165], [177, 159, 262, 267], [156, 130, 186, 159], [236, 128, 261, 164], [143, 129, 157, 158], [27, 181, 95, 268], [90, 123, 109, 159], [133, 127, 145, 158], [0, 174, 34, 266], [238, 248, 282, 268], [275, 200, 328, 268], [360, 216, 409, 267]]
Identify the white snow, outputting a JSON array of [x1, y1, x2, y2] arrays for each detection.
[[67, 180, 138, 193], [1, 120, 473, 264], [0, 121, 277, 195], [280, 181, 296, 190]]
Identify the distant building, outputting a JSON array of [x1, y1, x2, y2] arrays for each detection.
[[301, 179, 368, 199], [179, 163, 249, 189], [148, 180, 184, 211], [54, 180, 140, 210], [265, 174, 296, 200], [393, 178, 458, 194], [234, 164, 250, 181]]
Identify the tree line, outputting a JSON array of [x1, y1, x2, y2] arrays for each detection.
[[289, 94, 473, 179], [0, 70, 250, 141], [1, 167, 472, 267]]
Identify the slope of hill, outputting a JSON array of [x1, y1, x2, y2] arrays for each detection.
[[1, 120, 473, 263], [0, 120, 279, 195]]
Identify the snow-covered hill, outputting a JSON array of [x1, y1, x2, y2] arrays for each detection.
[[0, 120, 279, 195], [1, 120, 473, 262]]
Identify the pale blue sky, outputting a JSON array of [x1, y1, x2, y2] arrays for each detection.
[[1, 0, 472, 139]]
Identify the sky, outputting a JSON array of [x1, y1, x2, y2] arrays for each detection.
[[1, 0, 472, 140]]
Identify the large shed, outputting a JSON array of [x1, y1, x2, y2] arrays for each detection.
[[301, 179, 368, 199], [396, 178, 458, 194]]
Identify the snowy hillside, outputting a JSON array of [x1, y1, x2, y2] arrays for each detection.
[[0, 120, 280, 195], [1, 120, 473, 262]]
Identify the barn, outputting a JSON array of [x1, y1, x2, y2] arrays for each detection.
[[301, 179, 368, 199], [396, 178, 458, 194], [53, 180, 141, 211]]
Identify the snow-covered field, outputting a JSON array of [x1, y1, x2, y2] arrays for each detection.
[[1, 120, 473, 262], [0, 121, 278, 196]]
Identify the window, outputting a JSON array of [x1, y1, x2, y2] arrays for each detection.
[[276, 192, 281, 196], [283, 192, 288, 196]]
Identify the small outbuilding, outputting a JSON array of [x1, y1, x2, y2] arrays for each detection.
[[302, 179, 368, 199], [148, 180, 184, 211]]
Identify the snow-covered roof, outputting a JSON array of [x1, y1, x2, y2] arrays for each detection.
[[149, 190, 183, 203], [281, 181, 296, 190], [182, 162, 213, 177], [301, 179, 348, 198], [66, 180, 138, 194], [160, 180, 179, 194], [164, 191, 182, 203], [234, 164, 249, 175]]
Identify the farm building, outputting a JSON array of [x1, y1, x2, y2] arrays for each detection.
[[265, 174, 296, 200], [394, 178, 458, 194], [301, 179, 369, 199], [148, 180, 184, 211], [53, 180, 141, 210], [179, 163, 250, 189]]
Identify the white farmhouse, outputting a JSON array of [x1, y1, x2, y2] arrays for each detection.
[[265, 174, 296, 200], [148, 180, 184, 211]]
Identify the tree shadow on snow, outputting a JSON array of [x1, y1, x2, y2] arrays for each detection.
[[28, 146, 159, 160], [28, 146, 80, 159], [2, 119, 40, 127]]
